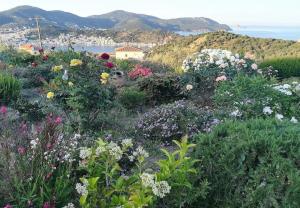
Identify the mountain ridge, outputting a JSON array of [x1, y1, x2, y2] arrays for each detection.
[[0, 5, 231, 32]]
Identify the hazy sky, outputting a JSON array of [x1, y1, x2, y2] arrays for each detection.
[[0, 0, 300, 26]]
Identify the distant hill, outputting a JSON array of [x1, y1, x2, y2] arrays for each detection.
[[146, 32, 300, 69], [0, 6, 231, 32]]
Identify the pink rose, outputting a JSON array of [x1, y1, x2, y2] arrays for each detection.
[[0, 106, 7, 114], [216, 75, 227, 82]]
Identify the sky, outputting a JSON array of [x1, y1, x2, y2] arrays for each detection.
[[0, 0, 300, 26]]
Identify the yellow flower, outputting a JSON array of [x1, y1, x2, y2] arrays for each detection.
[[68, 81, 74, 87], [100, 72, 110, 80], [100, 79, 108, 85], [52, 65, 63, 72], [70, 59, 83, 67], [47, 92, 55, 99]]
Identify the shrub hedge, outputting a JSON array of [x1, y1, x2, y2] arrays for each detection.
[[260, 57, 300, 78], [192, 119, 300, 208]]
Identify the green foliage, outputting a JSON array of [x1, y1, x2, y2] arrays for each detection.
[[138, 73, 184, 105], [77, 137, 201, 208], [0, 73, 20, 104], [0, 48, 35, 66], [192, 118, 300, 208], [214, 75, 300, 119], [260, 57, 300, 78], [118, 87, 146, 109]]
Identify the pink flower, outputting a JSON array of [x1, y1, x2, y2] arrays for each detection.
[[42, 55, 49, 61], [128, 65, 152, 79], [216, 75, 227, 82], [43, 202, 54, 208], [54, 116, 62, 125], [31, 62, 38, 68], [100, 53, 110, 60], [0, 106, 7, 114], [18, 147, 26, 155], [4, 204, 13, 208], [104, 62, 114, 69]]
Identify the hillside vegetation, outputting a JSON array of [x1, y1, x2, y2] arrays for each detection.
[[146, 32, 300, 69]]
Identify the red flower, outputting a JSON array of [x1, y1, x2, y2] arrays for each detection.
[[18, 146, 26, 155], [46, 172, 52, 180], [0, 106, 7, 114], [42, 55, 49, 61], [100, 53, 110, 60], [105, 62, 114, 69], [31, 62, 38, 68]]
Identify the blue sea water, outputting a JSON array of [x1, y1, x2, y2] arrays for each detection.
[[178, 26, 300, 41]]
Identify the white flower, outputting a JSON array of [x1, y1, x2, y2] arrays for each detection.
[[75, 183, 88, 196], [30, 138, 39, 149], [79, 147, 92, 160], [107, 142, 123, 160], [95, 146, 106, 156], [186, 84, 193, 91], [140, 173, 155, 188], [230, 109, 242, 117], [275, 113, 284, 121], [251, 63, 258, 70], [133, 146, 149, 159], [290, 117, 298, 123], [152, 181, 171, 198], [263, 106, 273, 115], [121, 139, 133, 148], [62, 70, 69, 81], [62, 203, 75, 208]]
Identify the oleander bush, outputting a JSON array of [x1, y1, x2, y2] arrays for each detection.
[[0, 73, 20, 104], [214, 75, 300, 120], [192, 118, 300, 208], [260, 57, 300, 78]]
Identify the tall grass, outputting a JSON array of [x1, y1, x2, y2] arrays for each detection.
[[0, 73, 20, 104], [260, 57, 300, 78]]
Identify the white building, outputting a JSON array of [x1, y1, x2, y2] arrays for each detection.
[[115, 46, 145, 61]]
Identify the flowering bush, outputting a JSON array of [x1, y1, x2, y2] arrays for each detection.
[[182, 49, 258, 78], [128, 64, 153, 80], [136, 100, 215, 141], [0, 113, 80, 207], [76, 137, 201, 208], [214, 75, 300, 120]]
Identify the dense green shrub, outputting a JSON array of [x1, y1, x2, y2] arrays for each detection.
[[192, 118, 300, 208], [260, 57, 300, 78], [0, 48, 35, 66], [118, 87, 146, 109], [138, 73, 184, 105], [0, 73, 20, 104]]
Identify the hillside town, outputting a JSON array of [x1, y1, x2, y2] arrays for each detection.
[[0, 26, 156, 57]]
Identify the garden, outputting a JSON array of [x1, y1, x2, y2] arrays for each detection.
[[1, 46, 300, 208]]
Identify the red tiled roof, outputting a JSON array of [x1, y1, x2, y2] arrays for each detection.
[[115, 46, 143, 52]]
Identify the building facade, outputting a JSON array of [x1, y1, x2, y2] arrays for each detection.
[[115, 46, 144, 61]]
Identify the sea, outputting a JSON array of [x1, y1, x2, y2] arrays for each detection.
[[177, 26, 300, 41]]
